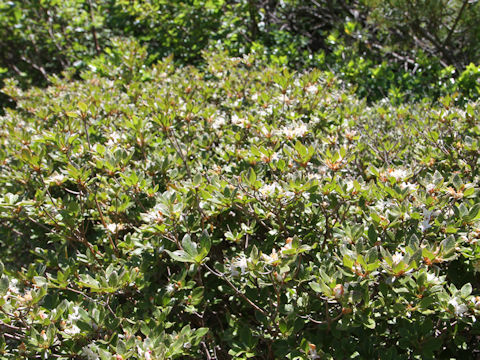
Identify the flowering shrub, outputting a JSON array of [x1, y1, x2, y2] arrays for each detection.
[[1, 41, 480, 359]]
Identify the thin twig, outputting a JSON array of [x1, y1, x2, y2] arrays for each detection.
[[203, 263, 266, 315]]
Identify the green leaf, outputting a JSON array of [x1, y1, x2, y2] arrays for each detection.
[[343, 255, 354, 269], [247, 168, 256, 185], [460, 283, 472, 298], [440, 236, 455, 256], [367, 225, 377, 243], [116, 339, 126, 355], [309, 282, 322, 293], [295, 141, 307, 157], [65, 111, 78, 118], [279, 319, 288, 334], [0, 276, 8, 296], [199, 230, 211, 254], [165, 250, 195, 263], [466, 203, 480, 221], [452, 174, 463, 190], [181, 234, 198, 257], [78, 102, 88, 113]]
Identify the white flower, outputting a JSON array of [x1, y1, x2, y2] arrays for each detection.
[[229, 255, 248, 276], [212, 116, 226, 129], [280, 123, 308, 139], [229, 263, 239, 277], [64, 324, 81, 336], [105, 132, 125, 147], [420, 209, 433, 232], [165, 283, 175, 294], [262, 249, 280, 265], [426, 183, 436, 193], [82, 346, 99, 360], [375, 199, 390, 211], [231, 114, 244, 126], [426, 272, 441, 285], [145, 350, 152, 360], [399, 182, 417, 192], [444, 208, 455, 218], [308, 344, 320, 359], [333, 284, 344, 299], [391, 252, 404, 266], [448, 297, 468, 316], [47, 173, 66, 185], [305, 85, 318, 94], [473, 296, 480, 309], [473, 260, 480, 273], [8, 278, 19, 294], [106, 223, 118, 233], [259, 183, 279, 197], [69, 306, 81, 321], [388, 168, 408, 181], [234, 256, 248, 274], [142, 204, 165, 223]]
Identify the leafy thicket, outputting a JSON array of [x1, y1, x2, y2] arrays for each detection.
[[1, 0, 480, 106], [1, 42, 480, 358]]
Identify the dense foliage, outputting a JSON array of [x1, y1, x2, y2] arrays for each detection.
[[1, 0, 480, 106], [1, 41, 480, 358]]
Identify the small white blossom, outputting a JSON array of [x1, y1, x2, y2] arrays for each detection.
[[391, 252, 404, 266], [230, 255, 248, 276], [8, 278, 19, 294], [142, 204, 165, 223], [473, 296, 480, 309], [165, 283, 175, 294], [305, 85, 318, 94], [259, 183, 280, 197], [279, 122, 308, 139], [426, 272, 441, 285], [64, 324, 81, 336], [448, 297, 468, 316], [212, 116, 226, 129], [473, 260, 480, 273], [399, 182, 417, 192], [426, 183, 436, 193], [420, 209, 433, 232], [106, 223, 119, 233], [262, 249, 280, 265], [47, 173, 66, 185], [231, 114, 245, 127], [69, 306, 81, 321], [388, 168, 408, 181], [229, 263, 239, 277], [82, 346, 99, 360]]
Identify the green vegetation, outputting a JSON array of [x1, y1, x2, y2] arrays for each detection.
[[1, 1, 480, 105], [1, 42, 480, 358], [1, 1, 480, 359]]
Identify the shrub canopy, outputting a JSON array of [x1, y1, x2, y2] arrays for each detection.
[[0, 42, 480, 358]]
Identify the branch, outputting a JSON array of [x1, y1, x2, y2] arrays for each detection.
[[203, 263, 266, 315], [444, 0, 469, 47]]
